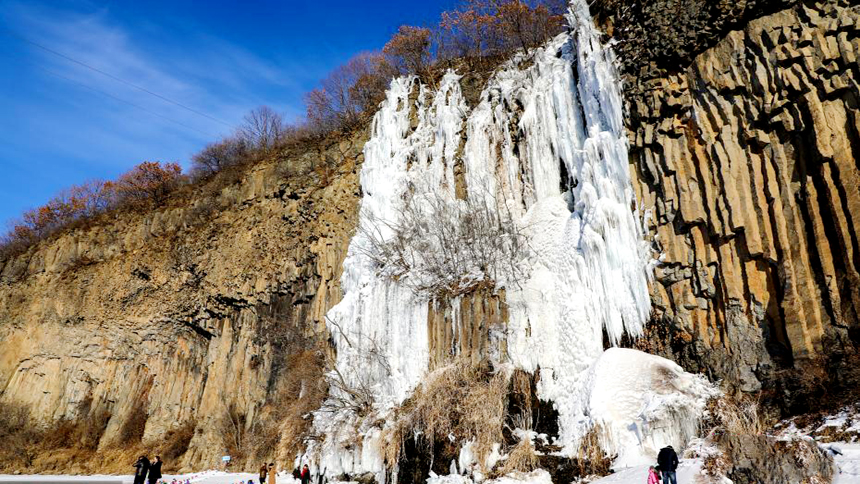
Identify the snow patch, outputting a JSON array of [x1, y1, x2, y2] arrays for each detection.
[[426, 470, 552, 484]]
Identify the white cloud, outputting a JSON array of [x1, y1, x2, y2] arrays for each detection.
[[1, 0, 308, 143]]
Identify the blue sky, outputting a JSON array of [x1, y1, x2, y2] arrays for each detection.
[[0, 0, 454, 227]]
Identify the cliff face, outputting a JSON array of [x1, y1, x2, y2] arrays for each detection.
[[604, 0, 860, 410], [1, 0, 858, 475], [0, 135, 364, 469]]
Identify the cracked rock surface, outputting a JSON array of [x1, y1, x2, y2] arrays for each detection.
[[0, 134, 365, 468]]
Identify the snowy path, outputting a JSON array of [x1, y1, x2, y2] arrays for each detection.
[[589, 442, 860, 483], [589, 460, 703, 484], [0, 450, 851, 484], [832, 443, 860, 484]]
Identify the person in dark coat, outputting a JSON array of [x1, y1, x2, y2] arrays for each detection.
[[148, 456, 162, 484], [133, 456, 150, 484], [291, 469, 300, 479], [657, 445, 679, 484], [260, 463, 269, 484], [300, 465, 311, 484]]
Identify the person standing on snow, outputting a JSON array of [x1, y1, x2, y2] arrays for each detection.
[[300, 465, 311, 484], [259, 463, 269, 484], [268, 463, 277, 484], [657, 445, 679, 484], [133, 455, 150, 484], [148, 456, 163, 484]]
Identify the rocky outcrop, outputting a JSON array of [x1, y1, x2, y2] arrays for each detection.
[[593, 0, 797, 75], [0, 135, 365, 469], [711, 433, 834, 483], [603, 0, 860, 410]]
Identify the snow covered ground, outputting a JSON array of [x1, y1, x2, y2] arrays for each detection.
[[589, 459, 703, 484], [586, 442, 860, 483], [830, 443, 860, 483], [0, 472, 258, 484], [0, 447, 852, 484], [0, 478, 128, 484]]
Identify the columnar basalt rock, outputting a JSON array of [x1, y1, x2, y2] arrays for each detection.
[[427, 287, 509, 370], [601, 0, 860, 406], [0, 135, 365, 469]]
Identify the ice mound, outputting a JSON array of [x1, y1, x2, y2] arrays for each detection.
[[581, 348, 719, 468]]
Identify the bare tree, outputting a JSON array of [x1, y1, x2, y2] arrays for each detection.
[[496, 0, 565, 54], [191, 135, 249, 176], [240, 106, 286, 152], [306, 52, 394, 133], [220, 403, 248, 459], [320, 316, 392, 417], [436, 0, 566, 61], [383, 25, 432, 74]]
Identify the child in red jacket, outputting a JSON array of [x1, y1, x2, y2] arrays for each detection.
[[647, 466, 661, 484]]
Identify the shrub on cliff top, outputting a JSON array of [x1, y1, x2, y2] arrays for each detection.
[[437, 0, 566, 61], [384, 26, 432, 74], [239, 106, 287, 153], [191, 135, 249, 177], [0, 161, 186, 261], [110, 161, 183, 205]]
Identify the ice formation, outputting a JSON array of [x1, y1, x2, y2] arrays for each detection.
[[308, 0, 716, 479], [581, 348, 718, 467]]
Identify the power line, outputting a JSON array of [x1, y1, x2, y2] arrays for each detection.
[[46, 69, 216, 137], [2, 28, 234, 129], [2, 50, 216, 138]]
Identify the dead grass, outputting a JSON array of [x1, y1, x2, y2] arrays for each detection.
[[45, 408, 112, 451], [156, 420, 197, 469], [699, 394, 763, 479], [273, 351, 328, 459], [574, 424, 612, 477], [498, 438, 539, 474], [213, 350, 327, 470], [0, 402, 40, 468], [0, 396, 198, 475], [0, 400, 143, 474], [697, 394, 827, 482], [380, 358, 510, 472], [505, 369, 535, 435], [0, 348, 325, 475]]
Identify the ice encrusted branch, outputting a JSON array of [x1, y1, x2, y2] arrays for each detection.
[[357, 185, 532, 297], [321, 316, 392, 417]]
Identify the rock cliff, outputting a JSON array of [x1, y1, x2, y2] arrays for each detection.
[[0, 135, 365, 470], [600, 0, 860, 413], [0, 0, 858, 475]]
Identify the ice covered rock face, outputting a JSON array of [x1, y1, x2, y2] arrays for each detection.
[[311, 0, 716, 477]]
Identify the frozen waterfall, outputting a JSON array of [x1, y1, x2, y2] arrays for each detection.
[[309, 0, 715, 477]]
